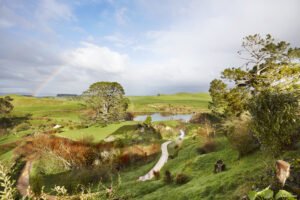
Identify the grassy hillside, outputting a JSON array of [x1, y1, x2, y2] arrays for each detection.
[[128, 93, 210, 113], [57, 121, 138, 142], [116, 135, 299, 200], [10, 95, 84, 122]]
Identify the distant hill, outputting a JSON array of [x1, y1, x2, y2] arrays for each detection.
[[56, 94, 78, 97]]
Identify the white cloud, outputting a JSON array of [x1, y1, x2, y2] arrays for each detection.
[[64, 42, 128, 73], [125, 0, 300, 94]]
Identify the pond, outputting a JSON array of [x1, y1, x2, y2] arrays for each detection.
[[133, 113, 193, 122]]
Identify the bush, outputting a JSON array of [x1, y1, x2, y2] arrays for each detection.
[[153, 170, 160, 180], [163, 170, 173, 184], [226, 119, 259, 158], [175, 173, 189, 185], [196, 140, 217, 154], [249, 91, 299, 154], [190, 112, 221, 124], [143, 116, 152, 127], [124, 112, 134, 121]]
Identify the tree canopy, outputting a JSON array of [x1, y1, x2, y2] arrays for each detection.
[[82, 82, 129, 123], [209, 34, 300, 117], [0, 96, 14, 116]]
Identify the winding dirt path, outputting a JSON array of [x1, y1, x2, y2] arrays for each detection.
[[17, 161, 32, 197], [138, 129, 185, 181], [138, 141, 172, 181], [17, 160, 56, 200]]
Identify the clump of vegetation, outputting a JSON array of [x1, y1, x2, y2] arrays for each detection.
[[153, 170, 160, 180], [143, 115, 152, 128], [0, 162, 17, 200], [0, 96, 14, 117], [225, 118, 259, 158], [248, 186, 296, 200], [30, 172, 43, 195], [124, 112, 135, 121], [175, 173, 189, 185], [196, 139, 217, 154], [190, 112, 220, 124], [249, 91, 300, 155], [163, 170, 173, 184], [15, 135, 98, 169]]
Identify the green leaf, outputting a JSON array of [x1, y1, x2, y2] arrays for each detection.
[[257, 187, 274, 199], [248, 191, 258, 200], [275, 190, 296, 200]]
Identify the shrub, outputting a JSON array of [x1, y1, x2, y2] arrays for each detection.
[[190, 112, 221, 124], [175, 173, 189, 185], [153, 170, 160, 180], [196, 140, 217, 154], [226, 119, 259, 158], [249, 91, 300, 155], [124, 112, 134, 121], [0, 162, 17, 200], [143, 116, 152, 127], [163, 170, 173, 184]]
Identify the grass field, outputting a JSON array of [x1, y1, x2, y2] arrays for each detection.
[[128, 93, 210, 113], [57, 121, 138, 142], [10, 95, 85, 122]]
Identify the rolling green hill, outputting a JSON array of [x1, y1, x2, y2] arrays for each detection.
[[128, 93, 210, 113]]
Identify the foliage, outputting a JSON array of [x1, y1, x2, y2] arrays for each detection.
[[0, 162, 16, 200], [163, 170, 173, 184], [196, 139, 217, 154], [189, 112, 221, 124], [175, 173, 189, 185], [0, 96, 13, 117], [225, 118, 259, 158], [124, 112, 134, 121], [143, 115, 152, 127], [208, 79, 228, 115], [30, 172, 43, 195], [249, 91, 299, 154], [248, 186, 296, 200], [153, 171, 160, 180], [82, 82, 129, 124], [209, 34, 300, 117], [15, 135, 98, 169]]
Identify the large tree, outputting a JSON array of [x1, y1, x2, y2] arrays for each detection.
[[209, 34, 300, 117], [83, 82, 129, 123]]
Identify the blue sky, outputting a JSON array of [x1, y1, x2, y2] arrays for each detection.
[[1, 0, 300, 96]]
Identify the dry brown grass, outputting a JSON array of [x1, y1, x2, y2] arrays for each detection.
[[15, 134, 98, 168]]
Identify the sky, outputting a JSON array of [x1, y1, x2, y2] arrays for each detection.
[[0, 0, 300, 96]]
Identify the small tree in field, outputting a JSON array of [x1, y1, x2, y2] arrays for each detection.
[[0, 96, 13, 117], [83, 82, 129, 123], [249, 90, 299, 154], [143, 116, 152, 128]]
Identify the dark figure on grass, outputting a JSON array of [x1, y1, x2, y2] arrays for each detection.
[[214, 160, 226, 173]]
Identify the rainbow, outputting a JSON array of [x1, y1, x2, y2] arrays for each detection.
[[32, 66, 65, 96]]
